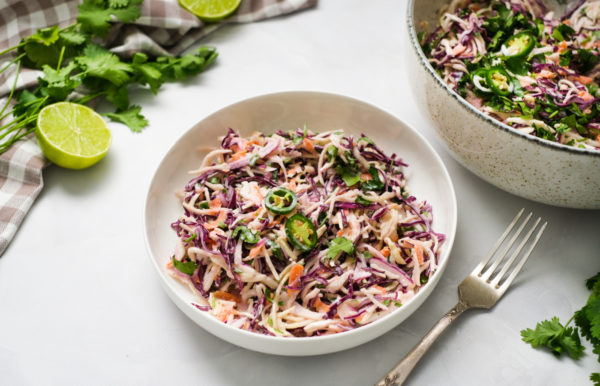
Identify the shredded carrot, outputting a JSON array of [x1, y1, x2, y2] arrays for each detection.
[[248, 243, 265, 259], [401, 240, 413, 249], [576, 75, 593, 85], [303, 138, 315, 152], [538, 70, 556, 79], [253, 185, 264, 201], [337, 229, 344, 237], [361, 173, 373, 181], [374, 285, 387, 294], [287, 179, 297, 192], [287, 263, 304, 296], [563, 19, 571, 25], [578, 90, 594, 101], [210, 197, 222, 209], [214, 291, 241, 303], [231, 150, 247, 161], [451, 44, 466, 56], [558, 41, 568, 53], [415, 244, 424, 265], [380, 247, 391, 258], [355, 313, 366, 324], [205, 210, 227, 229], [314, 297, 330, 313]]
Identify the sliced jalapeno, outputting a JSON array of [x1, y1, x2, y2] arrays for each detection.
[[264, 187, 297, 214], [501, 31, 535, 60], [486, 67, 513, 96], [285, 213, 317, 252], [471, 68, 492, 93]]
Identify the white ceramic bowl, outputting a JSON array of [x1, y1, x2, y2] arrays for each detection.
[[406, 0, 600, 209], [144, 91, 457, 356]]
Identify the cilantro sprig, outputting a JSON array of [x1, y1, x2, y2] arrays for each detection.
[[521, 272, 600, 384], [325, 237, 354, 260], [0, 0, 218, 154]]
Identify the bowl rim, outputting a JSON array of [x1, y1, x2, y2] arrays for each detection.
[[143, 90, 458, 347], [405, 0, 600, 158]]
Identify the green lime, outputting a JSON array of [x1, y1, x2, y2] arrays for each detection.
[[36, 102, 111, 170], [179, 0, 242, 22]]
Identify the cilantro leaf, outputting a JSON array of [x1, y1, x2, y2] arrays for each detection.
[[572, 48, 599, 73], [172, 256, 197, 276], [38, 61, 81, 100], [326, 237, 354, 260], [77, 0, 143, 37], [76, 44, 133, 86], [27, 26, 60, 46], [586, 273, 600, 291], [155, 47, 218, 80], [336, 163, 360, 186], [58, 29, 88, 46], [132, 59, 164, 94], [105, 85, 130, 111], [106, 105, 148, 132], [232, 226, 259, 244], [552, 23, 575, 41], [362, 166, 385, 192], [521, 316, 585, 359]]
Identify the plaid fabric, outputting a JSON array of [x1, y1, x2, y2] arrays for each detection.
[[0, 0, 317, 255]]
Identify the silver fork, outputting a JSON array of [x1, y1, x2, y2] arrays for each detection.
[[375, 209, 547, 386]]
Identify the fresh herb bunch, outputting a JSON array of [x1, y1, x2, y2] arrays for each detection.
[[0, 0, 218, 154], [521, 272, 600, 385]]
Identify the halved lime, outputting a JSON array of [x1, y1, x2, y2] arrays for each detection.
[[36, 102, 111, 170], [179, 0, 242, 22]]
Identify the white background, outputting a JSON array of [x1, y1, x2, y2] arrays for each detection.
[[1, 1, 599, 385]]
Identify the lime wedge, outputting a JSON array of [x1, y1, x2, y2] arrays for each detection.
[[36, 102, 111, 170], [179, 0, 242, 22]]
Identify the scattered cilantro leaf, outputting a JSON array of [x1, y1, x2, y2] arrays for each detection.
[[172, 256, 197, 276], [336, 163, 360, 186], [523, 272, 600, 384], [106, 105, 148, 132], [521, 316, 585, 359], [362, 166, 385, 192], [232, 226, 259, 244], [326, 237, 354, 260]]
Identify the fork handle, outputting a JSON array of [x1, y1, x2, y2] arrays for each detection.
[[375, 301, 470, 386]]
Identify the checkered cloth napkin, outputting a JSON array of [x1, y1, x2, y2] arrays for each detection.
[[0, 0, 317, 255]]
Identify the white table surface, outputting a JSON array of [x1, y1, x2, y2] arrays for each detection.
[[1, 1, 599, 385]]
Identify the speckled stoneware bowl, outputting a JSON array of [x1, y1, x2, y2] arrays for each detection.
[[406, 0, 600, 209]]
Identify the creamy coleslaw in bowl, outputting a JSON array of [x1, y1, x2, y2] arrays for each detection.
[[167, 128, 445, 337]]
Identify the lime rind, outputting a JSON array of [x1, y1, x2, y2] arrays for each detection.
[[36, 102, 112, 170], [178, 0, 242, 22]]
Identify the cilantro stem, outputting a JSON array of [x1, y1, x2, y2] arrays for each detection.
[[548, 314, 576, 346], [56, 46, 66, 71], [0, 60, 20, 118], [0, 53, 26, 75], [0, 116, 37, 142], [0, 42, 25, 58], [71, 90, 107, 105]]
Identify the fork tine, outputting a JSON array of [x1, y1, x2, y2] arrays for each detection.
[[498, 221, 547, 292], [472, 208, 524, 276], [479, 210, 533, 281], [490, 217, 541, 287]]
